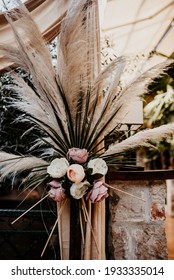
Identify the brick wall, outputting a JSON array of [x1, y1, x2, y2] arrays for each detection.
[[107, 180, 168, 260]]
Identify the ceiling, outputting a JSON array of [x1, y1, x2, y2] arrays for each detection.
[[101, 0, 174, 60], [101, 0, 174, 127], [0, 0, 174, 73]]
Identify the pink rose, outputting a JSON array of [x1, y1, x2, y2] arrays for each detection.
[[67, 148, 89, 164], [47, 180, 66, 202], [67, 164, 85, 183], [86, 181, 108, 203]]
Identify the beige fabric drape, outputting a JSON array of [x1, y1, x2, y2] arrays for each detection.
[[0, 0, 70, 73]]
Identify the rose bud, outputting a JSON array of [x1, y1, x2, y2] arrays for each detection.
[[47, 180, 66, 202], [67, 164, 85, 183], [67, 148, 89, 164], [86, 181, 108, 203]]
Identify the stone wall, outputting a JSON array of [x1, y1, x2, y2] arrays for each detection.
[[107, 180, 168, 260]]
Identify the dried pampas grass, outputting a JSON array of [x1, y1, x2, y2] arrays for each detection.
[[0, 152, 48, 178], [102, 122, 174, 157], [0, 0, 68, 134], [58, 0, 100, 127], [0, 0, 174, 166]]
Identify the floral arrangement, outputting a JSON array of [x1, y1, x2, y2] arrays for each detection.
[[0, 0, 174, 259], [47, 148, 108, 202]]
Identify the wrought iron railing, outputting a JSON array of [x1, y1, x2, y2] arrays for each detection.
[[0, 200, 60, 260]]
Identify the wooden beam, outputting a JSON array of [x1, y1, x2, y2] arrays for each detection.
[[0, 0, 46, 25], [108, 168, 174, 181], [0, 0, 70, 74]]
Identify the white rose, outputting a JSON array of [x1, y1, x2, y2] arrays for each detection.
[[47, 158, 69, 178], [70, 180, 90, 199], [87, 158, 108, 176]]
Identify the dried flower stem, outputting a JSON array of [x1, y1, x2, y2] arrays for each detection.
[[104, 183, 145, 202], [81, 198, 99, 254], [79, 209, 85, 245], [11, 193, 50, 224], [41, 199, 68, 258]]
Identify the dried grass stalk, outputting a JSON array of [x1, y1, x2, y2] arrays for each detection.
[[103, 122, 174, 156], [0, 152, 48, 178]]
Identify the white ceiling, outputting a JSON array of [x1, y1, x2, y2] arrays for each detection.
[[101, 0, 174, 59]]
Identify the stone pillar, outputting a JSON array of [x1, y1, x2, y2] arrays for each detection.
[[107, 180, 168, 260]]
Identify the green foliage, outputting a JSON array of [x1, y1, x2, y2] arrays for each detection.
[[142, 66, 174, 169], [144, 84, 174, 126], [0, 71, 42, 154], [143, 65, 174, 128]]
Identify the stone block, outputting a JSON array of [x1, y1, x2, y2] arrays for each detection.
[[107, 180, 168, 260], [109, 180, 148, 222], [108, 225, 129, 260], [149, 181, 166, 221], [135, 224, 168, 260]]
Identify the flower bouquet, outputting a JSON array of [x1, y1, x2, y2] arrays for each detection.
[[47, 149, 108, 202], [0, 0, 174, 259]]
